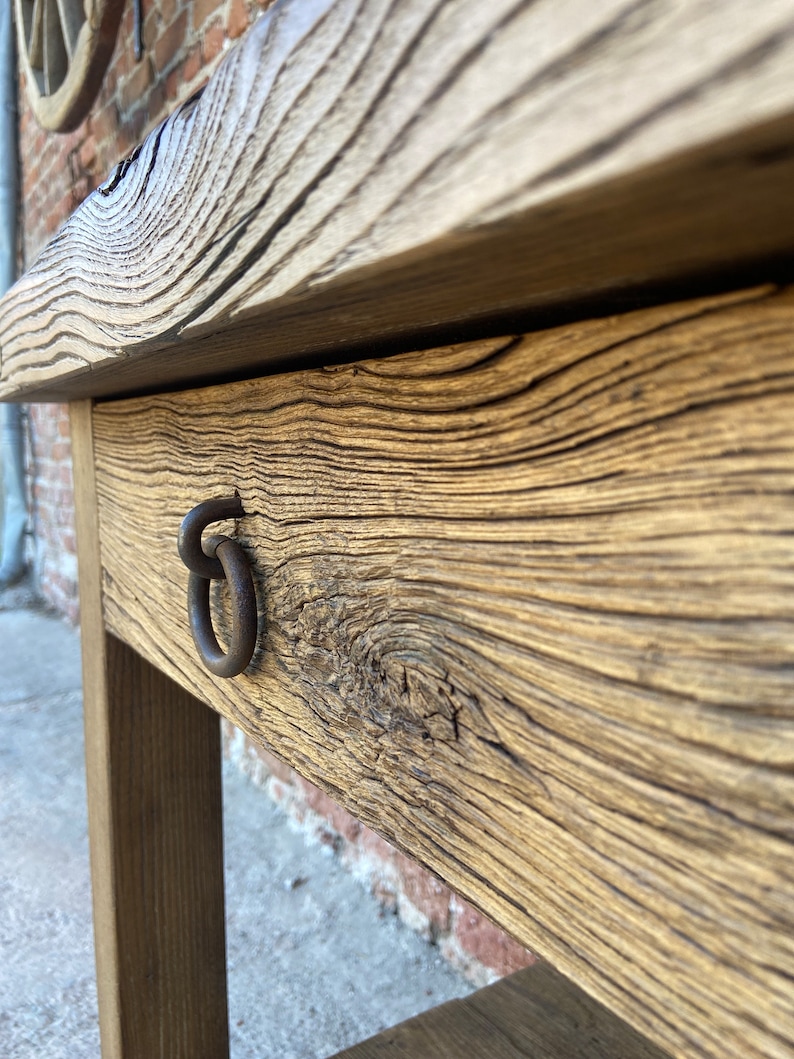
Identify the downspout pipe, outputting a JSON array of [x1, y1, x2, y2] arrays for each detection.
[[0, 1, 25, 588]]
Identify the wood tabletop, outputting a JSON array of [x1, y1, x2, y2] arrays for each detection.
[[2, 0, 794, 400]]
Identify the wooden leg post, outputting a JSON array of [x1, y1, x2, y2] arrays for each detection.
[[71, 400, 229, 1058]]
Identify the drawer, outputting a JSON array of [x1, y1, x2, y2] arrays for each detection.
[[91, 287, 794, 1059]]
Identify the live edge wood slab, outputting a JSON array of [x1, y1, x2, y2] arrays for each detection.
[[2, 1, 794, 1058], [3, 0, 794, 400]]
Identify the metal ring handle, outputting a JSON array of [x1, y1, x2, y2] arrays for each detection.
[[178, 499, 257, 679], [178, 496, 245, 580], [186, 536, 257, 678]]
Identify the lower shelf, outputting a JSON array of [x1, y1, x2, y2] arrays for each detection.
[[331, 962, 671, 1058]]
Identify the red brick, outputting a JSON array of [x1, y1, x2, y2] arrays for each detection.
[[78, 135, 97, 173], [91, 100, 120, 145], [132, 102, 149, 137], [60, 127, 83, 155], [159, 0, 179, 26], [120, 3, 134, 40], [144, 81, 168, 132], [193, 0, 224, 31], [297, 776, 362, 844], [182, 41, 203, 84], [202, 19, 226, 64], [227, 0, 250, 39], [70, 175, 91, 209], [95, 78, 114, 109], [45, 206, 69, 236], [359, 825, 396, 863], [452, 898, 535, 977], [24, 159, 41, 188], [113, 117, 144, 163], [166, 67, 182, 101], [120, 57, 154, 114], [153, 9, 188, 73], [110, 37, 134, 84], [143, 7, 159, 49], [105, 60, 122, 98], [394, 853, 452, 933]]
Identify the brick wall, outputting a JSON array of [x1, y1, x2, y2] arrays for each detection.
[[25, 404, 78, 621], [16, 0, 534, 984]]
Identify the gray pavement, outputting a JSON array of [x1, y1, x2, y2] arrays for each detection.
[[0, 592, 470, 1058]]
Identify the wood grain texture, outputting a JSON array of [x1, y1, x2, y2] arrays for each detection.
[[71, 401, 230, 1059], [91, 287, 794, 1059], [4, 0, 794, 400], [332, 963, 671, 1058]]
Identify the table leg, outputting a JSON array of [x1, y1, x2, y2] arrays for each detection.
[[71, 400, 230, 1058]]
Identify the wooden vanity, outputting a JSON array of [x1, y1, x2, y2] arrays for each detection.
[[2, 2, 793, 1056]]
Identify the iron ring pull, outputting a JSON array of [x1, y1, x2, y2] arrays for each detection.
[[177, 498, 257, 678]]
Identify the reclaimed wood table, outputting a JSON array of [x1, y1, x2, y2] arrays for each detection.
[[2, 2, 793, 1056]]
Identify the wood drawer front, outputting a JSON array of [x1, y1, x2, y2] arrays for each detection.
[[92, 286, 794, 1059]]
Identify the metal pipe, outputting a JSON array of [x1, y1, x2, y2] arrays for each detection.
[[0, 406, 26, 586], [0, 1, 25, 588]]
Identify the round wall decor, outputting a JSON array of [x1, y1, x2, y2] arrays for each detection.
[[15, 0, 125, 132]]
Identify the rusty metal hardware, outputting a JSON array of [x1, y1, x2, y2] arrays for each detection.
[[178, 496, 243, 579], [178, 498, 257, 678]]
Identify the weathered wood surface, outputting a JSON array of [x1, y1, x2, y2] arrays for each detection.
[[4, 0, 794, 400], [92, 288, 794, 1059], [332, 962, 672, 1058], [71, 401, 229, 1059]]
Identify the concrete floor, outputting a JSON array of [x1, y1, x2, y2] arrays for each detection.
[[0, 592, 470, 1058]]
